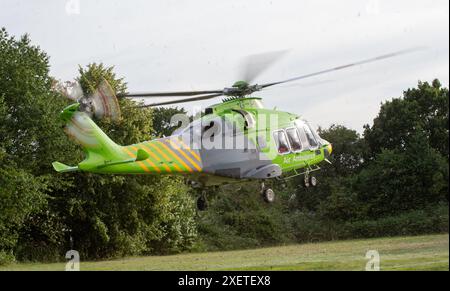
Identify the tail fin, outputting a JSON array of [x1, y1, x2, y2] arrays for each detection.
[[53, 103, 127, 172]]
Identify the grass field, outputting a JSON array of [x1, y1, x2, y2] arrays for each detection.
[[1, 234, 448, 271]]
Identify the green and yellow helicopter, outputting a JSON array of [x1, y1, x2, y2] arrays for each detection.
[[53, 50, 416, 210]]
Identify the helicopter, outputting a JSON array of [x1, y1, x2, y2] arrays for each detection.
[[53, 49, 418, 210]]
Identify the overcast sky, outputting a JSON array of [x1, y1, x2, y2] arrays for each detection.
[[1, 0, 449, 132]]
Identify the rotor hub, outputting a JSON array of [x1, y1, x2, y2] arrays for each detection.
[[223, 81, 262, 97]]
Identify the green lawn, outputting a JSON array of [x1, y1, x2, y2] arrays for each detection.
[[1, 234, 448, 271]]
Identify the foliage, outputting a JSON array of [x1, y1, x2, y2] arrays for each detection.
[[0, 251, 15, 266], [350, 133, 448, 218], [197, 182, 294, 251], [78, 63, 127, 96], [363, 79, 449, 159], [0, 163, 48, 262], [151, 107, 188, 138], [0, 27, 65, 262], [319, 125, 366, 176], [0, 28, 197, 262], [198, 185, 448, 250], [338, 204, 449, 239], [0, 28, 70, 172]]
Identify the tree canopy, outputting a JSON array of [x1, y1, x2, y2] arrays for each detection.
[[364, 80, 449, 159]]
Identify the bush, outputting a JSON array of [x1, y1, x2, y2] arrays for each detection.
[[0, 251, 15, 266], [197, 182, 294, 251], [340, 204, 449, 239], [197, 174, 449, 251]]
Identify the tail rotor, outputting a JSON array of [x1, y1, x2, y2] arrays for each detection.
[[53, 78, 121, 122]]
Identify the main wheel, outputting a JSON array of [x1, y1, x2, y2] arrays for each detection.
[[309, 176, 318, 187], [197, 195, 208, 211], [262, 188, 275, 203], [303, 176, 310, 188]]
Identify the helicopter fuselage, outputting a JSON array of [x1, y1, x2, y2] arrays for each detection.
[[54, 98, 331, 187]]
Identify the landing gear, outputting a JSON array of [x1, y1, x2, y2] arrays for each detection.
[[309, 176, 318, 187], [196, 191, 208, 211], [261, 182, 275, 203], [303, 172, 318, 188]]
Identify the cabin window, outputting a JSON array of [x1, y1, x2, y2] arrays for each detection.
[[306, 121, 323, 146], [303, 124, 318, 148], [273, 130, 290, 155], [296, 125, 310, 149], [286, 128, 302, 152], [232, 109, 255, 129]]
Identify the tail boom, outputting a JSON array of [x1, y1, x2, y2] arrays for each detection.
[[53, 104, 203, 175]]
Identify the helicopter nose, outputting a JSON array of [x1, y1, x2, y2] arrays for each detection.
[[323, 143, 332, 158]]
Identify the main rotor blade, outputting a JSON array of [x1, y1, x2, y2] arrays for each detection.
[[136, 93, 223, 107], [118, 90, 223, 98], [240, 50, 288, 83], [261, 48, 424, 88]]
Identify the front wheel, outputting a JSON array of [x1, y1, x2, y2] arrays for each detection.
[[303, 176, 310, 188], [309, 176, 318, 187], [262, 188, 275, 203]]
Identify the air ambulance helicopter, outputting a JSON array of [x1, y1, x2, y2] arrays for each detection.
[[53, 49, 417, 210]]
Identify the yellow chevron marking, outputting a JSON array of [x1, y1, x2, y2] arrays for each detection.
[[166, 140, 202, 172], [175, 138, 202, 162], [139, 144, 172, 173], [147, 142, 183, 172], [123, 147, 136, 158], [137, 161, 151, 173], [157, 141, 193, 172], [131, 146, 160, 172]]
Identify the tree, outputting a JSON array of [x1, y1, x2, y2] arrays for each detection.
[[0, 28, 69, 263], [151, 107, 188, 138], [318, 125, 366, 177], [0, 160, 48, 264], [352, 130, 448, 218], [364, 80, 449, 159], [1, 27, 198, 261], [358, 80, 449, 218]]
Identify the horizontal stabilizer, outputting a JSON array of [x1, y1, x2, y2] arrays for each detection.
[[136, 148, 150, 161], [52, 161, 79, 173]]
